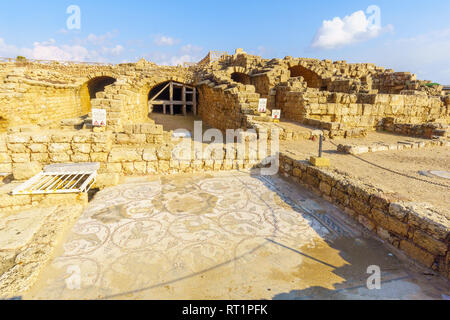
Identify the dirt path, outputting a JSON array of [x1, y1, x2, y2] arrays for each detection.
[[281, 135, 450, 214]]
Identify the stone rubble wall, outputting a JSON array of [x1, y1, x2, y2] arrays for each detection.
[[337, 139, 449, 155], [0, 60, 191, 132], [1, 52, 448, 135], [0, 128, 269, 189], [279, 154, 450, 279], [382, 117, 450, 139], [90, 66, 194, 132], [197, 80, 259, 131], [0, 69, 83, 130], [275, 88, 449, 134]]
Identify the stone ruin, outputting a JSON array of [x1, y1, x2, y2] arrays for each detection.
[[0, 49, 448, 179], [0, 49, 449, 282]]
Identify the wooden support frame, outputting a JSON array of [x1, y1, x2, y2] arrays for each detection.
[[149, 81, 197, 116], [169, 82, 174, 115], [193, 87, 197, 116]]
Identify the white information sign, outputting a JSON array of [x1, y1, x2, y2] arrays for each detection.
[[272, 109, 281, 120], [92, 109, 107, 127], [258, 98, 267, 113]]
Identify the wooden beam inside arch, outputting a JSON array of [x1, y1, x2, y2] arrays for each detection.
[[149, 81, 197, 116]]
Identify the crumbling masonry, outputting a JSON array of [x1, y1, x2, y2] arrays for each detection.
[[0, 49, 449, 280]]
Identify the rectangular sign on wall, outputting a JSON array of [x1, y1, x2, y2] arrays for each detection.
[[92, 109, 107, 127], [258, 98, 267, 113], [272, 109, 281, 120]]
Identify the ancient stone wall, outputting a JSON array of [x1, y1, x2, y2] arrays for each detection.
[[382, 117, 449, 139], [1, 51, 447, 135], [0, 60, 192, 132], [279, 154, 450, 279], [197, 82, 258, 131], [276, 88, 449, 132], [0, 126, 268, 187]]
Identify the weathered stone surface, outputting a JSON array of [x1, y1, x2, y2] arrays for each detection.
[[157, 144, 172, 161], [371, 208, 409, 237], [143, 147, 157, 161], [412, 230, 448, 256], [94, 173, 120, 188], [108, 148, 141, 162], [13, 162, 42, 180], [400, 240, 435, 267], [389, 202, 410, 221], [48, 143, 70, 153], [72, 143, 91, 154]]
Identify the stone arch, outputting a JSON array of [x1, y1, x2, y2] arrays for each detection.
[[138, 78, 197, 117], [231, 72, 251, 85], [80, 75, 117, 114], [288, 64, 323, 89]]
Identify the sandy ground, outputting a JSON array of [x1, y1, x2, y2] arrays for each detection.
[[23, 172, 450, 300], [150, 113, 213, 134], [280, 133, 450, 214]]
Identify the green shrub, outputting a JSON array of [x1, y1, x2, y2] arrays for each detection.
[[16, 56, 27, 61], [425, 82, 440, 87]]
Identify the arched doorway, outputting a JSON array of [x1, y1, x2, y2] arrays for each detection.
[[148, 81, 197, 116], [231, 72, 251, 85], [288, 65, 323, 89], [80, 76, 117, 114]]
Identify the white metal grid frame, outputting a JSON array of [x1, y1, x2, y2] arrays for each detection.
[[11, 163, 99, 195]]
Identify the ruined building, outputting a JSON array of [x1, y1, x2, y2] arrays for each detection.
[[0, 49, 449, 282]]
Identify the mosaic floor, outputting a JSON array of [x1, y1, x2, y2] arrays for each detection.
[[25, 171, 449, 300]]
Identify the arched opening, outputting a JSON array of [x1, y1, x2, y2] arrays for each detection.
[[80, 76, 117, 114], [148, 81, 197, 116], [288, 65, 323, 89], [231, 72, 251, 85]]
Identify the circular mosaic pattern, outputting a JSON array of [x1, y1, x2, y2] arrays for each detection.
[[111, 220, 165, 250], [29, 172, 336, 299], [63, 222, 110, 256]]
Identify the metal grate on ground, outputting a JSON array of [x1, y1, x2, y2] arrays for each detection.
[[11, 163, 99, 195]]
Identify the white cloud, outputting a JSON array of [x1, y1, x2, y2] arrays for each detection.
[[180, 44, 203, 54], [170, 54, 196, 66], [311, 10, 392, 50], [86, 31, 118, 45], [144, 51, 200, 66], [101, 45, 124, 56], [153, 35, 179, 46], [31, 42, 92, 61], [0, 37, 125, 62]]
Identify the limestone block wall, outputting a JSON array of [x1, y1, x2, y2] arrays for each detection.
[[276, 88, 449, 130], [279, 154, 450, 278], [0, 126, 268, 184], [197, 82, 259, 131], [0, 52, 447, 135], [90, 68, 195, 133], [0, 60, 196, 133], [382, 117, 449, 139], [0, 76, 82, 130], [372, 72, 417, 94], [0, 62, 117, 131]]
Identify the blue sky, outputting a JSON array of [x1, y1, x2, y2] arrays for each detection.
[[1, 0, 449, 83]]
